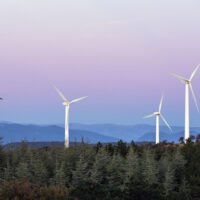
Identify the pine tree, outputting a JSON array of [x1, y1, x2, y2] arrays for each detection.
[[54, 162, 66, 186], [172, 149, 186, 183], [62, 147, 80, 185], [116, 140, 128, 157], [159, 154, 171, 182], [16, 162, 31, 180], [124, 147, 140, 183], [90, 148, 110, 184], [141, 148, 158, 185], [72, 153, 89, 186], [107, 153, 126, 189], [16, 141, 32, 164], [31, 159, 48, 184], [179, 177, 191, 200], [0, 138, 5, 181], [173, 149, 186, 170], [163, 164, 175, 197], [3, 162, 13, 181]]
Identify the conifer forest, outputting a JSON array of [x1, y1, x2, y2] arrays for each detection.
[[0, 137, 200, 200]]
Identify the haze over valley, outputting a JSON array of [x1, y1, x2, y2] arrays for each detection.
[[1, 122, 200, 144]]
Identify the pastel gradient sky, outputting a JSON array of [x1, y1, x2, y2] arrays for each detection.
[[0, 0, 200, 126]]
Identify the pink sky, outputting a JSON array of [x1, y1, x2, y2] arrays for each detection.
[[0, 0, 200, 126]]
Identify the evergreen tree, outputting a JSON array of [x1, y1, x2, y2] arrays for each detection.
[[31, 159, 48, 184], [1, 140, 200, 199], [116, 140, 128, 157], [90, 148, 110, 184], [62, 147, 80, 184], [173, 149, 186, 170], [0, 138, 5, 181], [124, 147, 140, 183], [107, 153, 125, 189], [163, 164, 175, 198], [179, 177, 191, 200], [141, 148, 158, 185], [54, 162, 66, 186], [159, 153, 172, 182], [3, 162, 13, 181], [172, 149, 186, 183], [16, 162, 31, 180], [105, 143, 115, 156], [95, 142, 103, 153], [16, 141, 32, 164], [72, 153, 89, 186]]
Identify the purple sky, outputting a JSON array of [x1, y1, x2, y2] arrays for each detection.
[[0, 0, 200, 126]]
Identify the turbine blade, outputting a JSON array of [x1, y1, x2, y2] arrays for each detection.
[[70, 96, 88, 104], [190, 64, 200, 81], [189, 84, 199, 112], [159, 95, 163, 113], [144, 114, 156, 119], [160, 114, 172, 132], [171, 73, 188, 83], [54, 86, 69, 102]]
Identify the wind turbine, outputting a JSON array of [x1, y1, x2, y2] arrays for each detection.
[[54, 87, 88, 148], [172, 64, 200, 142], [144, 96, 172, 144]]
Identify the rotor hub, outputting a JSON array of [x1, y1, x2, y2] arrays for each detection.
[[63, 102, 69, 106]]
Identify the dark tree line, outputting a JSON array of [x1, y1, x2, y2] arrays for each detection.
[[0, 136, 200, 200]]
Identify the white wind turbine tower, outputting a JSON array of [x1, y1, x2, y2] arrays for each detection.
[[54, 87, 88, 148], [144, 96, 172, 144], [172, 65, 200, 142]]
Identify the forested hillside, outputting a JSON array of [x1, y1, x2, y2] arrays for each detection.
[[0, 137, 200, 200]]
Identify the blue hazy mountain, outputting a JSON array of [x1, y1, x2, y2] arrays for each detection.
[[0, 122, 200, 144], [70, 123, 154, 141], [0, 122, 119, 144], [70, 123, 200, 143]]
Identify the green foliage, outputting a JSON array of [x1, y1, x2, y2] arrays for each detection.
[[0, 138, 5, 180], [72, 153, 89, 186], [90, 148, 110, 184], [116, 140, 128, 157], [16, 162, 31, 180], [124, 147, 140, 183], [107, 153, 126, 189], [0, 179, 72, 200], [141, 148, 158, 185], [31, 158, 48, 184], [163, 164, 175, 198], [1, 141, 200, 199], [71, 180, 116, 200]]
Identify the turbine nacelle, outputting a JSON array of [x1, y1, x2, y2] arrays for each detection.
[[154, 112, 160, 116], [184, 80, 191, 84], [144, 96, 172, 133], [171, 64, 200, 112], [63, 102, 69, 106], [54, 86, 88, 106]]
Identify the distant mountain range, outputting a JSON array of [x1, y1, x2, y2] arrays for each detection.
[[70, 123, 200, 143], [0, 122, 200, 144], [0, 123, 119, 144]]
